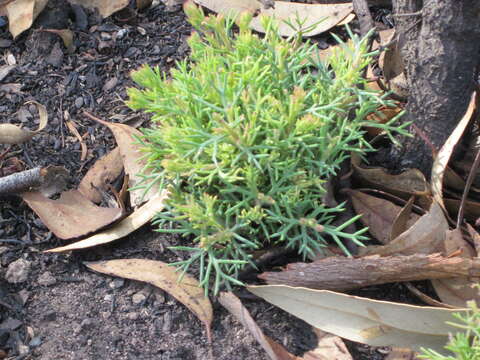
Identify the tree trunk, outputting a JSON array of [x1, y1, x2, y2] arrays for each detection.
[[388, 0, 480, 175]]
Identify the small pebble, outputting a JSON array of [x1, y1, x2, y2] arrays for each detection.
[[37, 271, 57, 286], [116, 29, 128, 39], [132, 293, 146, 305], [108, 278, 124, 289], [29, 337, 42, 348], [5, 258, 31, 284], [127, 312, 139, 320], [74, 97, 84, 108], [104, 294, 114, 302]]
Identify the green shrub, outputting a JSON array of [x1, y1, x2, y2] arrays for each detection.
[[420, 301, 480, 360], [127, 2, 405, 294]]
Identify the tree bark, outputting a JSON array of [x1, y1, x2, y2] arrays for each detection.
[[258, 254, 480, 291], [388, 0, 480, 175]]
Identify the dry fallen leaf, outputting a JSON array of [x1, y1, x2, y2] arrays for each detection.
[[41, 29, 75, 53], [65, 120, 88, 161], [86, 258, 213, 341], [360, 201, 447, 256], [78, 147, 124, 203], [193, 0, 353, 37], [351, 153, 429, 199], [85, 112, 156, 207], [4, 0, 48, 38], [0, 101, 48, 144], [21, 190, 123, 239], [444, 198, 480, 222], [349, 190, 408, 244], [431, 92, 476, 212], [219, 291, 295, 360], [247, 285, 465, 355], [432, 228, 480, 307], [45, 190, 169, 252], [68, 0, 130, 18]]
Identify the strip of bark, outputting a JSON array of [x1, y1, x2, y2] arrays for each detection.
[[258, 254, 480, 291]]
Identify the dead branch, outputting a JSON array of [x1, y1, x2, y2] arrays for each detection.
[[258, 254, 480, 291]]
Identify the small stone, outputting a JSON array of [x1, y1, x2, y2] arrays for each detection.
[[80, 318, 94, 331], [0, 317, 22, 330], [29, 336, 42, 348], [108, 278, 124, 289], [132, 293, 146, 305], [116, 29, 128, 39], [0, 247, 8, 255], [74, 97, 84, 108], [46, 42, 64, 67], [42, 311, 56, 322], [5, 258, 31, 284], [100, 32, 112, 40], [104, 294, 114, 302], [127, 312, 139, 320], [37, 271, 56, 286], [102, 77, 118, 92], [137, 27, 146, 35], [18, 344, 29, 355], [17, 289, 30, 305]]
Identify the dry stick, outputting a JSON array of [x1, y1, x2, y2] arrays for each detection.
[[457, 146, 480, 228], [0, 167, 43, 194], [258, 253, 480, 291], [404, 282, 456, 309]]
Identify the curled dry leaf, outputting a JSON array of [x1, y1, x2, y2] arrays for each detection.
[[0, 101, 48, 144], [389, 196, 416, 242], [41, 29, 75, 53], [360, 201, 447, 256], [86, 259, 213, 341], [4, 0, 48, 38], [348, 189, 408, 244], [45, 190, 169, 252], [444, 198, 480, 222], [193, 0, 353, 37], [219, 292, 351, 360], [247, 285, 465, 355], [65, 120, 88, 161], [351, 153, 429, 199], [219, 291, 294, 360], [431, 91, 476, 212], [84, 112, 156, 207], [68, 0, 130, 18], [21, 190, 123, 239], [431, 228, 480, 307], [78, 147, 124, 203]]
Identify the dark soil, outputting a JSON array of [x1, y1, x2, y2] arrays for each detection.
[[0, 2, 416, 359]]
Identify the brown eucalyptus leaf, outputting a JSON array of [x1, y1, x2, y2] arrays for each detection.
[[432, 92, 476, 212], [86, 113, 156, 206], [360, 201, 447, 256], [348, 189, 403, 244], [45, 190, 168, 252], [68, 0, 129, 18], [219, 292, 294, 360], [432, 228, 480, 307], [78, 147, 124, 204], [247, 285, 464, 355], [351, 153, 429, 199], [41, 29, 74, 52], [86, 258, 213, 341], [249, 2, 353, 37], [21, 190, 123, 239], [389, 197, 419, 242], [444, 198, 480, 222], [0, 101, 48, 144], [193, 0, 353, 37], [5, 0, 47, 38]]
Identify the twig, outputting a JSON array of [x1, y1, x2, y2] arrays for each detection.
[[0, 167, 43, 194], [457, 145, 480, 228]]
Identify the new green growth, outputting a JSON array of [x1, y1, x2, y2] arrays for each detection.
[[128, 3, 406, 294]]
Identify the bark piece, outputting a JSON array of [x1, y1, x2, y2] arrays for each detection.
[[258, 254, 480, 291]]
